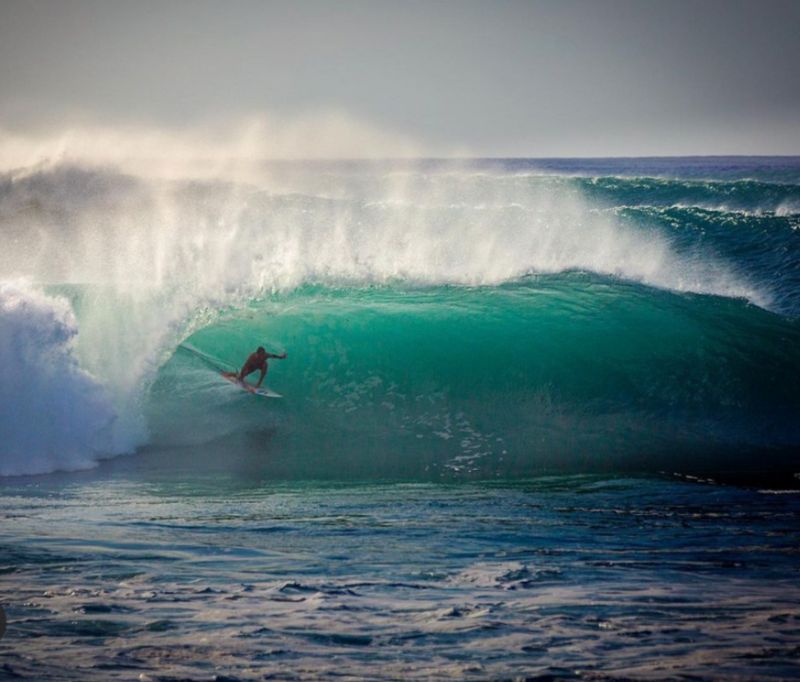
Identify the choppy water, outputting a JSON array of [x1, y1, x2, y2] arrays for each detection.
[[1, 156, 800, 678], [2, 473, 800, 680]]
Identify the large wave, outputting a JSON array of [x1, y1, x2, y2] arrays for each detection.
[[0, 159, 797, 477], [143, 280, 800, 483]]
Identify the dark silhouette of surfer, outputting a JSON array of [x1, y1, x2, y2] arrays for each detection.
[[222, 346, 286, 388]]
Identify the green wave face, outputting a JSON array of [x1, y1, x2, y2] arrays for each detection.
[[148, 276, 800, 482]]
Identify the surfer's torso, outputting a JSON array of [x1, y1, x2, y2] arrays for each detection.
[[240, 352, 266, 378]]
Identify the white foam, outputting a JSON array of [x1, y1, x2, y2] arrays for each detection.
[[0, 282, 126, 476], [0, 162, 768, 303], [776, 201, 800, 217]]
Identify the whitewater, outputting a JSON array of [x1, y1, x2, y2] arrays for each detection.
[[1, 156, 799, 679]]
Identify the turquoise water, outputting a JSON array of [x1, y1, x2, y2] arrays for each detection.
[[144, 277, 800, 484], [1, 157, 799, 678]]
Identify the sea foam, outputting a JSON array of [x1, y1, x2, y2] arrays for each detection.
[[0, 282, 123, 475]]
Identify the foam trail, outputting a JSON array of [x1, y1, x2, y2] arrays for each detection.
[[0, 282, 121, 475]]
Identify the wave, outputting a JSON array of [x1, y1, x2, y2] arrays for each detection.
[[147, 280, 800, 482], [0, 159, 798, 477], [613, 205, 800, 313], [574, 175, 800, 215]]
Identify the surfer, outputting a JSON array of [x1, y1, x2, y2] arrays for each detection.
[[228, 346, 286, 388]]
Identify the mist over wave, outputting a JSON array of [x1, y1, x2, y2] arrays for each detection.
[[0, 115, 427, 175], [1, 162, 772, 297], [0, 153, 798, 478]]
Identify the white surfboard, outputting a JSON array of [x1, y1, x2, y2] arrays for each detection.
[[221, 371, 282, 398]]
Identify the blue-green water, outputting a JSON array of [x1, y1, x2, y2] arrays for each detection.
[[1, 157, 799, 678], [148, 277, 800, 484]]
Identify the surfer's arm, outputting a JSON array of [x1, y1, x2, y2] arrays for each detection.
[[267, 352, 287, 359]]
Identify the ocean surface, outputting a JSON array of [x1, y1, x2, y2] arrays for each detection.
[[1, 156, 799, 679]]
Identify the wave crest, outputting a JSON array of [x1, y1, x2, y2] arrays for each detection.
[[0, 162, 769, 306]]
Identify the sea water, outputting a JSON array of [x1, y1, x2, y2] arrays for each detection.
[[1, 157, 799, 679]]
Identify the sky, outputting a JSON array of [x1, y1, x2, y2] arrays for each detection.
[[0, 0, 798, 158]]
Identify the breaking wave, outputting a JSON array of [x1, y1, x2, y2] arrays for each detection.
[[1, 158, 798, 478]]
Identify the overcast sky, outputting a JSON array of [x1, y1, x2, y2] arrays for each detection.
[[1, 0, 798, 157]]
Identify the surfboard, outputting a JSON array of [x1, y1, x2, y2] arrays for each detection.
[[221, 371, 282, 398]]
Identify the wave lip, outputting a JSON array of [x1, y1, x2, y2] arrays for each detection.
[[0, 282, 120, 476]]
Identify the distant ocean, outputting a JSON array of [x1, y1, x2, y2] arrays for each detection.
[[1, 157, 799, 679]]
